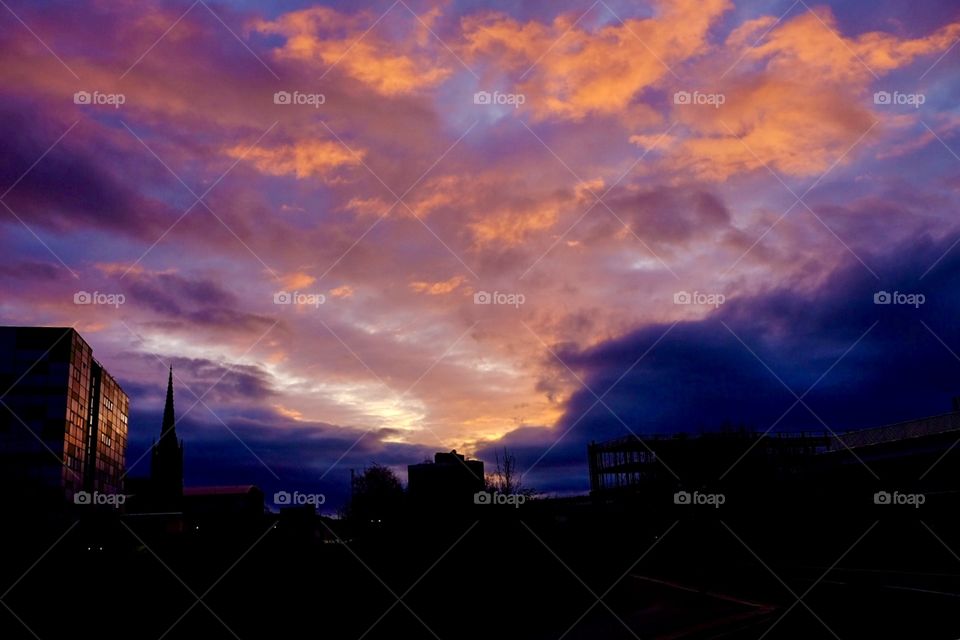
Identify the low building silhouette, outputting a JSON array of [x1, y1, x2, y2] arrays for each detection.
[[819, 401, 960, 488], [588, 398, 960, 504], [588, 430, 829, 495], [183, 485, 265, 535], [183, 485, 264, 518], [408, 450, 484, 510]]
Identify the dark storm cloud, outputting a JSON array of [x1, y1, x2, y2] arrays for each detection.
[[0, 101, 174, 239], [126, 272, 238, 313], [126, 353, 276, 405], [122, 271, 279, 335], [483, 230, 960, 494]]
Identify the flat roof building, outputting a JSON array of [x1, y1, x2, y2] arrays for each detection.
[[588, 399, 960, 498], [0, 327, 129, 506], [408, 450, 484, 510]]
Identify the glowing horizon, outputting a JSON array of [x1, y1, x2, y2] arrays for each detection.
[[2, 0, 960, 496]]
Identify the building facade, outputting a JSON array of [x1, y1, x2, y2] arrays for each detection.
[[0, 327, 129, 503]]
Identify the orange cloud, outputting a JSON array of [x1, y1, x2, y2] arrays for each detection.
[[407, 173, 597, 247], [330, 285, 355, 299], [634, 7, 960, 180], [274, 404, 304, 420], [281, 271, 316, 290], [462, 0, 732, 121], [228, 140, 362, 179], [345, 196, 393, 218], [409, 275, 466, 295], [254, 6, 452, 95], [665, 77, 877, 179], [745, 8, 960, 82], [468, 201, 562, 247]]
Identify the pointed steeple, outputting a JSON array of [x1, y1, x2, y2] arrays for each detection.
[[151, 365, 184, 509], [160, 365, 176, 442]]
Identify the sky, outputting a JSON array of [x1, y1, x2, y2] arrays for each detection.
[[1, 0, 959, 507]]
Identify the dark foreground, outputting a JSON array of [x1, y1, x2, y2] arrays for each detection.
[[2, 495, 958, 639]]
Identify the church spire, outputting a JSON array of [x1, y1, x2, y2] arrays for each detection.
[[160, 365, 176, 441], [151, 365, 184, 509]]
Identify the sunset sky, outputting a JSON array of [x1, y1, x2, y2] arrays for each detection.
[[2, 0, 960, 503]]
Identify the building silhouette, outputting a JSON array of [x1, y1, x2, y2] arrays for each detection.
[[588, 430, 829, 494], [408, 450, 484, 510], [149, 366, 184, 510], [0, 326, 129, 505], [588, 398, 960, 499], [129, 370, 268, 529], [182, 485, 265, 535]]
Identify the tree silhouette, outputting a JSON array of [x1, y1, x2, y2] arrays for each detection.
[[349, 463, 404, 525], [486, 447, 536, 496]]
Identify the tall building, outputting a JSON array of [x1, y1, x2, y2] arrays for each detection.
[[150, 367, 183, 510], [0, 327, 129, 504]]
